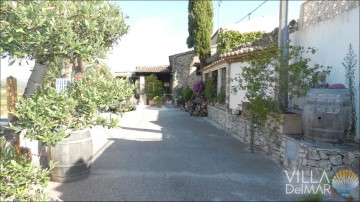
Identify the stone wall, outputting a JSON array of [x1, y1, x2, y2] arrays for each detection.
[[170, 51, 202, 101], [207, 105, 360, 178]]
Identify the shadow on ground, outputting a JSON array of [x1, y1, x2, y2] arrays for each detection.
[[47, 106, 327, 201]]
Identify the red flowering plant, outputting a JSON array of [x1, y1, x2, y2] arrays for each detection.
[[192, 80, 204, 96]]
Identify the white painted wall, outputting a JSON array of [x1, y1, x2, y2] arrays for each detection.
[[229, 62, 249, 110], [290, 6, 360, 140]]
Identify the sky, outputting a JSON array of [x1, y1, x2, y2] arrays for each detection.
[[1, 0, 305, 82]]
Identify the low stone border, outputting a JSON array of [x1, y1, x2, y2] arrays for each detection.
[[207, 105, 360, 178]]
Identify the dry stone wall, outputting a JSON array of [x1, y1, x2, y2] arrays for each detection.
[[207, 105, 360, 178]]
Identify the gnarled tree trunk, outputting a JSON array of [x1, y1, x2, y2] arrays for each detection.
[[23, 62, 48, 98]]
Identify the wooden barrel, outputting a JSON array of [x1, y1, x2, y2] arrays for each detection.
[[302, 88, 351, 144], [48, 128, 93, 183]]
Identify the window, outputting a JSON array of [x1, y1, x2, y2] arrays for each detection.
[[221, 68, 226, 91], [204, 73, 209, 83], [212, 70, 218, 90]]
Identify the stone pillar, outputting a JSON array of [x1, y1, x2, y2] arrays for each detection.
[[139, 75, 146, 105]]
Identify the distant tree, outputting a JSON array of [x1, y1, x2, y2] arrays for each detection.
[[187, 0, 213, 68], [0, 1, 128, 98]]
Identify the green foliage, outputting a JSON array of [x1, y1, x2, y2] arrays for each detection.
[[11, 70, 137, 146], [11, 87, 77, 146], [119, 102, 136, 113], [217, 30, 264, 55], [295, 191, 323, 202], [152, 96, 163, 105], [183, 86, 193, 102], [235, 44, 331, 152], [0, 137, 55, 201], [90, 61, 114, 80], [187, 0, 213, 67], [145, 74, 163, 100], [0, 1, 129, 64], [217, 88, 226, 104], [66, 69, 137, 128], [205, 77, 217, 104], [342, 44, 357, 139], [44, 58, 65, 87], [175, 87, 185, 106]]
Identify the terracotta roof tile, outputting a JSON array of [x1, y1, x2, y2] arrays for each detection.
[[201, 28, 280, 72], [135, 65, 171, 73]]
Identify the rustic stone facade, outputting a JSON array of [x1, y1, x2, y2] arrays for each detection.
[[169, 51, 202, 102], [207, 105, 360, 179]]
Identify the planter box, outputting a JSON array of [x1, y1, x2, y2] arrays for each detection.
[[148, 100, 157, 106], [267, 113, 302, 135]]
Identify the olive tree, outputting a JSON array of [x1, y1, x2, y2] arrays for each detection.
[[0, 1, 128, 97]]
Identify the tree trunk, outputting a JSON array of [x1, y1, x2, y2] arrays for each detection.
[[199, 55, 207, 70], [64, 59, 72, 78], [23, 62, 48, 98], [74, 57, 86, 79], [250, 114, 255, 153]]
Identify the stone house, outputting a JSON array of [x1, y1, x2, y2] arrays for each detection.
[[202, 1, 360, 190], [201, 28, 279, 111], [114, 51, 202, 105], [168, 50, 202, 104]]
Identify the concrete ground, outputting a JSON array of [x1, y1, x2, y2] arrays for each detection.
[[46, 106, 346, 201]]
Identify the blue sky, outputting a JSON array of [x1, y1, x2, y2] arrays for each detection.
[[1, 0, 306, 81]]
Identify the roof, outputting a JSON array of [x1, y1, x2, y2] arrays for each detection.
[[135, 65, 171, 73], [201, 46, 263, 72], [201, 27, 279, 72], [114, 72, 137, 77], [168, 50, 195, 58]]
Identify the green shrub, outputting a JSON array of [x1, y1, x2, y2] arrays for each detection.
[[0, 137, 54, 201], [145, 74, 163, 100], [175, 87, 185, 106], [153, 96, 163, 105], [119, 102, 136, 113], [12, 69, 137, 148], [217, 88, 226, 104], [217, 30, 264, 55], [183, 86, 193, 102], [12, 86, 77, 146], [295, 192, 323, 202], [205, 77, 217, 104]]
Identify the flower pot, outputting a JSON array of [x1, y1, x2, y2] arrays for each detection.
[[149, 100, 157, 106], [267, 113, 302, 135], [47, 128, 93, 183]]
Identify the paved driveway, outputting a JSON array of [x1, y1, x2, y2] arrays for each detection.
[[46, 106, 329, 201]]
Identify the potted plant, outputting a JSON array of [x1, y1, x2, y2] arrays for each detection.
[[10, 69, 136, 182], [152, 96, 163, 107]]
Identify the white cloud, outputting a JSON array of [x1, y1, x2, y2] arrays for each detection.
[[106, 17, 190, 72]]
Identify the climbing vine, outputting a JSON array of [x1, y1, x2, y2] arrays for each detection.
[[216, 30, 264, 55]]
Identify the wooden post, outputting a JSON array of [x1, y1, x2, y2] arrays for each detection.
[[6, 76, 17, 122], [6, 76, 19, 158]]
